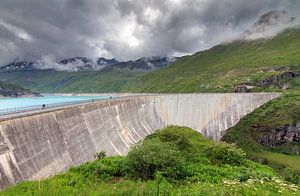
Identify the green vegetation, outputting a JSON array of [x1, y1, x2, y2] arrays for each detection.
[[0, 68, 145, 93], [260, 152, 300, 170], [223, 93, 300, 153], [0, 80, 38, 97], [222, 92, 300, 186], [123, 27, 300, 93], [2, 126, 299, 195], [0, 80, 25, 91]]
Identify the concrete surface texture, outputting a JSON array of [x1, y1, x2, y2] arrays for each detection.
[[0, 93, 280, 189]]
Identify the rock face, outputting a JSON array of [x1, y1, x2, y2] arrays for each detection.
[[234, 68, 299, 92], [258, 123, 300, 153], [256, 71, 299, 88], [0, 93, 279, 189]]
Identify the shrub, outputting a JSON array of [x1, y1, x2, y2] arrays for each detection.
[[125, 139, 187, 180], [206, 142, 246, 166], [70, 156, 125, 181], [94, 151, 107, 160], [94, 157, 125, 180], [156, 126, 192, 151]]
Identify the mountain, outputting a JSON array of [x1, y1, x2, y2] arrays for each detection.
[[123, 27, 300, 93], [243, 10, 297, 39], [58, 57, 119, 71], [0, 80, 40, 97], [0, 56, 176, 93], [1, 56, 175, 73], [112, 57, 177, 72]]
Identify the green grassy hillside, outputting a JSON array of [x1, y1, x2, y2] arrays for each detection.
[[0, 68, 144, 93], [0, 80, 22, 90], [2, 126, 298, 195], [123, 27, 300, 93], [0, 80, 39, 97]]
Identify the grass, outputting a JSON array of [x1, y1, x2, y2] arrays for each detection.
[[0, 68, 145, 93], [1, 126, 299, 195], [0, 80, 25, 90], [259, 152, 300, 170]]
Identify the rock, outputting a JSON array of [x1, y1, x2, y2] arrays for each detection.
[[234, 84, 255, 93], [235, 85, 249, 93], [259, 122, 300, 148], [256, 71, 299, 88]]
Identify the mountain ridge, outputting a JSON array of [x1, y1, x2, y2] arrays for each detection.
[[1, 56, 177, 73]]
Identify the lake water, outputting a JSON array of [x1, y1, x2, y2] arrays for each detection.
[[0, 94, 110, 114]]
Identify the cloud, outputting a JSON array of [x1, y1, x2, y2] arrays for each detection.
[[0, 0, 299, 67], [33, 55, 96, 72]]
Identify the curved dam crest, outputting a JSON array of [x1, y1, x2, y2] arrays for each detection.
[[0, 93, 280, 188]]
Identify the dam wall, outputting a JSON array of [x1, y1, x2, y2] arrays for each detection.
[[0, 93, 280, 188]]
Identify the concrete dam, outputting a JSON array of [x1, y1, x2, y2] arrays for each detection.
[[0, 93, 280, 188]]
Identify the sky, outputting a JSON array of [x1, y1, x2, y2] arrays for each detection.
[[0, 0, 299, 66]]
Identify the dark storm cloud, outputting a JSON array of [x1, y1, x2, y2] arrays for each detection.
[[0, 0, 299, 67]]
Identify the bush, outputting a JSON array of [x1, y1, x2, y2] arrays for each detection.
[[125, 139, 187, 180], [156, 126, 192, 151], [70, 156, 125, 181], [94, 151, 107, 160], [206, 142, 246, 166], [94, 157, 125, 180]]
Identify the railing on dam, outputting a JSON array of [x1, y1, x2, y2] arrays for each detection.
[[0, 97, 112, 117]]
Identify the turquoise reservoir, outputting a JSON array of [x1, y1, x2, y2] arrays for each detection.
[[0, 94, 110, 114]]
